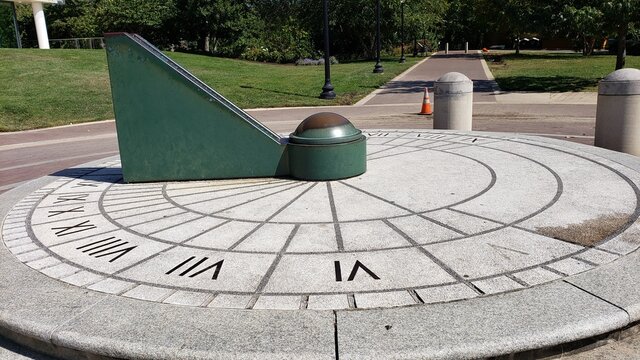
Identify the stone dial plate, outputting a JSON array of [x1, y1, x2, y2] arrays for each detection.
[[3, 130, 640, 310]]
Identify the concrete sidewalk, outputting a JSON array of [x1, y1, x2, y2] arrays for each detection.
[[494, 91, 597, 105]]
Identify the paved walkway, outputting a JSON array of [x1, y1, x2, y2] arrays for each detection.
[[356, 50, 600, 107], [359, 51, 498, 105], [0, 121, 119, 195]]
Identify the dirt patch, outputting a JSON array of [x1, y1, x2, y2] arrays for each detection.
[[536, 213, 632, 247], [617, 230, 640, 245]]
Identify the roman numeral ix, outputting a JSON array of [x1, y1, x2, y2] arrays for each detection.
[[54, 194, 89, 204], [48, 206, 84, 218]]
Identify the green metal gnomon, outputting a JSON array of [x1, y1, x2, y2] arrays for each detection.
[[104, 33, 366, 182]]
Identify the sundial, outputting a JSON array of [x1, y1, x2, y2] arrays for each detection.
[[4, 130, 639, 312], [2, 33, 640, 358]]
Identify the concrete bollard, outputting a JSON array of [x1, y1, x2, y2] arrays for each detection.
[[434, 72, 473, 131], [465, 42, 469, 54], [445, 43, 449, 54], [595, 68, 640, 155]]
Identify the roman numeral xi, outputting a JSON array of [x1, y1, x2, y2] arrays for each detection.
[[51, 220, 96, 237]]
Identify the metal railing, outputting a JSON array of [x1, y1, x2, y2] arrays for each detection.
[[49, 37, 105, 49]]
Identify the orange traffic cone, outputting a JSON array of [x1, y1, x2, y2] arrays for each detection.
[[419, 87, 433, 115]]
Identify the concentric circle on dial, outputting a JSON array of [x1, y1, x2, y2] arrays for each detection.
[[3, 130, 639, 310]]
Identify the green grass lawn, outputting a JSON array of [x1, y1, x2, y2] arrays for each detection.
[[0, 49, 420, 131], [486, 51, 640, 92]]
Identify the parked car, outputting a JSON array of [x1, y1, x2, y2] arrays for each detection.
[[607, 39, 640, 55]]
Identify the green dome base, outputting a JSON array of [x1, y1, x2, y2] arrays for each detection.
[[288, 136, 366, 181], [287, 112, 367, 181]]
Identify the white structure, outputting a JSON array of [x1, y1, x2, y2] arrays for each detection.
[[6, 0, 63, 49]]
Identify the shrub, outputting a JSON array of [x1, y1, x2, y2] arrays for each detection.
[[295, 56, 339, 65], [240, 20, 315, 63]]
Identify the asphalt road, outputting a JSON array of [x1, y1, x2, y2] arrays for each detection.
[[0, 103, 597, 196]]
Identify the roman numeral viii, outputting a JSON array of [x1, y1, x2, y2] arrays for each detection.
[[76, 237, 137, 263], [166, 256, 223, 279]]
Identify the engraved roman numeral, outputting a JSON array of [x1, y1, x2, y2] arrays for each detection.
[[48, 206, 84, 218], [76, 237, 136, 262], [51, 220, 96, 237], [416, 133, 445, 139], [73, 181, 99, 188], [166, 256, 223, 279], [334, 260, 380, 282], [487, 243, 529, 260], [54, 194, 89, 204]]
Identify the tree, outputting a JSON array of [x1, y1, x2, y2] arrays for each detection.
[[562, 4, 603, 55], [5, 0, 450, 62], [601, 0, 640, 69], [441, 0, 473, 49], [321, 0, 447, 59], [0, 3, 18, 47], [404, 0, 448, 51], [327, 0, 378, 58], [247, 0, 315, 62], [174, 0, 252, 53], [46, 0, 99, 39], [94, 0, 176, 45], [496, 0, 536, 55]]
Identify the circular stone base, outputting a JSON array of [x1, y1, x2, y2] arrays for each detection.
[[2, 130, 640, 359]]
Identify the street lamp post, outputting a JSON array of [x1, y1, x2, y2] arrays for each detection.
[[320, 0, 336, 99], [399, 0, 405, 63], [373, 0, 384, 73], [10, 2, 22, 48]]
